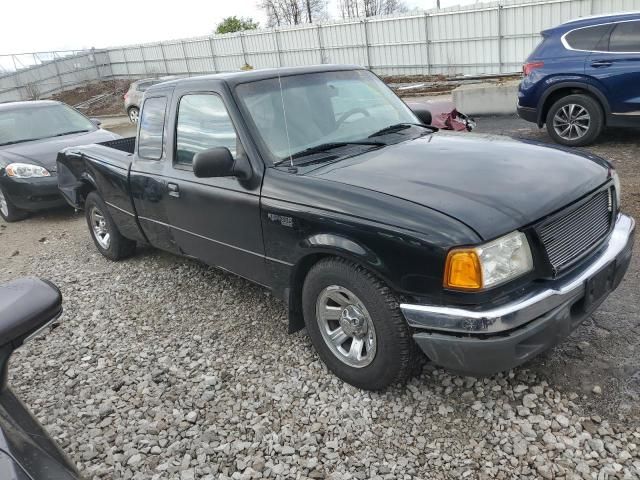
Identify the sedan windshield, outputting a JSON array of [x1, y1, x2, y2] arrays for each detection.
[[235, 70, 420, 164], [0, 103, 96, 146]]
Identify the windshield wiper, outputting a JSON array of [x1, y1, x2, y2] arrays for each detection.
[[368, 123, 436, 138], [54, 129, 91, 137], [0, 137, 47, 146], [274, 141, 386, 166]]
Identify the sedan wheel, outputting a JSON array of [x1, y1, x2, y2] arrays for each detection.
[[0, 188, 8, 218], [128, 107, 139, 124], [316, 285, 377, 368], [90, 206, 111, 249], [552, 104, 590, 141]]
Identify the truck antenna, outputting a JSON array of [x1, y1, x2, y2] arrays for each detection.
[[277, 70, 294, 170]]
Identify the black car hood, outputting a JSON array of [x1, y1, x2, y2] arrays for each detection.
[[307, 133, 610, 240], [0, 129, 118, 172]]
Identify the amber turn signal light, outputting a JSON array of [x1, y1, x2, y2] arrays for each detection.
[[443, 249, 482, 290]]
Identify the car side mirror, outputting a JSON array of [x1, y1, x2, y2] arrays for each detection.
[[408, 104, 433, 126], [90, 118, 102, 128], [193, 147, 236, 178], [0, 278, 62, 387]]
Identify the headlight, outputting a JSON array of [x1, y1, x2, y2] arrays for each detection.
[[611, 169, 621, 209], [5, 163, 51, 178], [444, 231, 533, 291]]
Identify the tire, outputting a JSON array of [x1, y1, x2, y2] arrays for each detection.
[[128, 106, 140, 124], [545, 94, 604, 147], [302, 257, 418, 390], [0, 185, 28, 222], [85, 191, 136, 260]]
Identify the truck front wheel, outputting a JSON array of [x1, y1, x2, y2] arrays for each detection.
[[85, 192, 136, 260], [302, 258, 418, 390]]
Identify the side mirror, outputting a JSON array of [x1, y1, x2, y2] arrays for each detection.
[[90, 118, 102, 128], [193, 147, 236, 178], [0, 278, 62, 387], [407, 104, 433, 126]]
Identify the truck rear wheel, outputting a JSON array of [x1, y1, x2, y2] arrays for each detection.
[[302, 257, 418, 390], [85, 192, 136, 260]]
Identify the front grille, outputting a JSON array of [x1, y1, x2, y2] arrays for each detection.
[[538, 188, 613, 275]]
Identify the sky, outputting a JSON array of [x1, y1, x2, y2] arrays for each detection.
[[0, 0, 481, 56]]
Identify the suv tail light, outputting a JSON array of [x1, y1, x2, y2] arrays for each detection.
[[523, 61, 544, 76]]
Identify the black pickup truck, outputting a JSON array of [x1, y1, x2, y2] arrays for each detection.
[[57, 65, 635, 390]]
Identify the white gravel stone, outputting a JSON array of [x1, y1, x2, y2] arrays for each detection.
[[3, 222, 639, 480]]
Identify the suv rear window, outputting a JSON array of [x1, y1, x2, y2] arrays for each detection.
[[564, 24, 611, 51], [138, 96, 167, 160], [609, 21, 640, 52]]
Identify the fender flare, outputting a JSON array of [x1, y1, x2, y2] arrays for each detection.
[[285, 233, 389, 333], [537, 81, 610, 125]]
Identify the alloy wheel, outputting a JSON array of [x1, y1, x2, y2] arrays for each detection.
[[315, 285, 377, 368], [129, 108, 139, 124], [90, 206, 111, 249], [553, 104, 591, 141]]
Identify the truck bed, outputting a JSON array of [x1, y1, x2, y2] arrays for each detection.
[[56, 137, 135, 210]]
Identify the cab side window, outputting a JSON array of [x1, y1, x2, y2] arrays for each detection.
[[609, 21, 640, 52], [138, 96, 167, 160], [175, 94, 238, 166]]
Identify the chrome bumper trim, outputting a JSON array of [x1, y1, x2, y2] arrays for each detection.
[[401, 214, 635, 334]]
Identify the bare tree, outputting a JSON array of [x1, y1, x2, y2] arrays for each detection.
[[339, 0, 406, 18], [260, 0, 328, 27]]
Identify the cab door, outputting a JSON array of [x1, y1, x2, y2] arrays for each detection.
[[162, 89, 267, 285], [129, 91, 181, 254], [586, 20, 640, 115]]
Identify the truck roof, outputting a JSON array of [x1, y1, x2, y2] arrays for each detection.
[[147, 64, 364, 92]]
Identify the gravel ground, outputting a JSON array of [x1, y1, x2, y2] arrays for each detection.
[[2, 117, 639, 480]]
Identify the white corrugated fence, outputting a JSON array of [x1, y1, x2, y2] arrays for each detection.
[[1, 0, 639, 102]]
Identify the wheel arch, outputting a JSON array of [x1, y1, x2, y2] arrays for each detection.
[[285, 234, 391, 334], [537, 82, 609, 127]]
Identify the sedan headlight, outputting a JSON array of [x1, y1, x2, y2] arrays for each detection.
[[5, 163, 51, 178], [444, 231, 533, 291]]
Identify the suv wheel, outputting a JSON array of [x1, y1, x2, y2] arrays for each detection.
[[128, 107, 140, 124], [85, 192, 136, 260], [0, 185, 28, 222], [302, 258, 418, 390], [546, 94, 604, 147]]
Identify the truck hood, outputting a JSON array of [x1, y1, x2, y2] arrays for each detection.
[[306, 133, 610, 240], [0, 129, 118, 172]]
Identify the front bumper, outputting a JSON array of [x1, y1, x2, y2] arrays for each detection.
[[0, 176, 66, 211], [402, 214, 635, 376]]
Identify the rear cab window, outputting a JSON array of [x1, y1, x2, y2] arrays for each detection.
[[564, 24, 612, 51], [138, 96, 168, 160]]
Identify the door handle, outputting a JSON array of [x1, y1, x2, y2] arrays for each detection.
[[167, 182, 180, 198], [591, 60, 612, 68]]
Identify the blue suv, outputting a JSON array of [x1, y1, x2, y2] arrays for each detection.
[[518, 12, 640, 146]]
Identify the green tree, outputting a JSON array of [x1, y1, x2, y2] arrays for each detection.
[[215, 16, 259, 34]]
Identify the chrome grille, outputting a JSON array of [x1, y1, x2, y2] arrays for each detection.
[[538, 189, 613, 275]]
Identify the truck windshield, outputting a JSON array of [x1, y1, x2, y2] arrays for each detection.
[[235, 70, 419, 164], [0, 103, 96, 146]]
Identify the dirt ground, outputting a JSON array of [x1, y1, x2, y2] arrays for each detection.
[[50, 79, 131, 116], [1, 115, 639, 427]]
